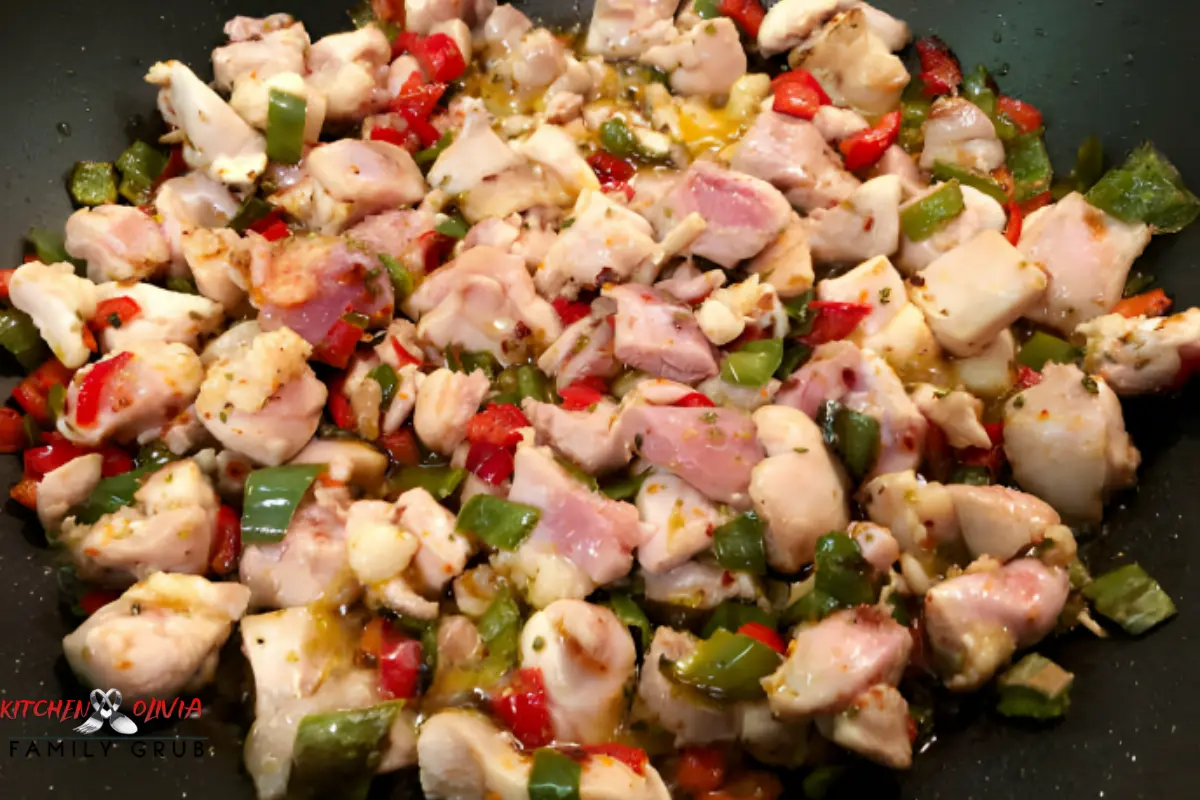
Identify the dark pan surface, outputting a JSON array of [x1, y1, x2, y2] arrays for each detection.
[[1, 1, 1198, 797]]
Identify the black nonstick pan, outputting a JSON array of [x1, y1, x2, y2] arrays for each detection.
[[0, 1, 1198, 797]]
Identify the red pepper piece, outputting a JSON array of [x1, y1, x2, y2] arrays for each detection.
[[1019, 190, 1053, 216], [99, 447, 135, 478], [415, 230, 456, 273], [718, 0, 767, 37], [1004, 199, 1024, 246], [13, 359, 75, 426], [74, 352, 134, 428], [676, 746, 726, 795], [259, 220, 292, 242], [328, 376, 356, 430], [78, 590, 121, 617], [1015, 365, 1043, 390], [551, 297, 592, 327], [0, 408, 27, 454], [466, 403, 530, 449], [737, 621, 787, 654], [916, 37, 962, 98], [490, 667, 554, 749], [587, 151, 636, 198], [799, 301, 872, 346], [247, 209, 286, 236], [579, 743, 650, 775], [379, 630, 424, 700], [90, 296, 142, 332], [838, 110, 901, 172], [24, 440, 89, 477], [676, 392, 716, 408], [151, 146, 187, 194], [379, 428, 421, 466], [313, 319, 363, 369], [391, 338, 423, 368], [9, 477, 38, 510], [465, 440, 516, 486], [559, 377, 607, 412], [771, 70, 829, 120], [0, 268, 16, 298], [210, 505, 242, 576], [996, 95, 1044, 134], [411, 33, 468, 83], [1113, 288, 1172, 319], [370, 124, 418, 151], [983, 422, 1004, 448]]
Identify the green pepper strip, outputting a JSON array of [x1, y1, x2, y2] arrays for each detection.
[[415, 131, 454, 168], [528, 748, 582, 800], [1007, 131, 1054, 203], [667, 629, 782, 702], [899, 78, 931, 154], [266, 89, 307, 165], [435, 214, 470, 239], [115, 141, 168, 205], [996, 653, 1074, 720], [492, 364, 553, 406], [817, 401, 881, 481], [1072, 135, 1105, 194], [228, 196, 275, 233], [782, 532, 878, 624], [721, 339, 784, 388], [456, 494, 542, 551], [712, 511, 767, 575], [1082, 563, 1177, 635], [1016, 331, 1080, 371], [391, 465, 466, 500], [900, 181, 966, 242], [70, 161, 118, 207], [961, 65, 997, 117], [27, 228, 72, 265], [478, 585, 522, 670], [379, 253, 414, 301], [289, 701, 404, 800], [931, 161, 1009, 205], [0, 309, 49, 371], [68, 444, 180, 526], [1086, 143, 1200, 233], [599, 468, 651, 501], [776, 341, 813, 380], [950, 465, 992, 486], [368, 363, 399, 407], [446, 348, 500, 380], [240, 464, 326, 545], [607, 593, 652, 652], [702, 601, 778, 639], [599, 118, 638, 158]]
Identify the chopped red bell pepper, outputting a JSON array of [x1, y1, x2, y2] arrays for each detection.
[[379, 428, 421, 466], [97, 447, 133, 478], [13, 358, 75, 426], [466, 440, 516, 486], [90, 296, 142, 332], [247, 209, 286, 236], [921, 423, 954, 483], [737, 622, 786, 654], [1004, 199, 1024, 246], [0, 408, 26, 454], [389, 338, 423, 369], [838, 110, 901, 172], [982, 422, 1004, 448], [1015, 364, 1043, 390], [407, 33, 468, 83], [490, 667, 554, 749], [0, 268, 16, 299], [996, 95, 1044, 134], [369, 124, 417, 151], [80, 325, 98, 354], [959, 441, 1006, 479], [150, 146, 187, 194], [259, 220, 292, 242], [74, 351, 134, 429], [552, 297, 592, 327], [388, 74, 448, 148], [78, 589, 121, 617], [415, 230, 456, 273], [1113, 288, 1172, 319], [1019, 191, 1053, 216], [313, 319, 363, 369], [676, 746, 726, 795], [718, 0, 766, 37], [210, 505, 242, 576], [9, 476, 38, 510], [587, 151, 636, 199], [579, 743, 650, 775], [327, 377, 356, 430], [799, 301, 872, 346], [379, 630, 424, 700], [916, 37, 962, 97], [558, 378, 607, 411], [676, 392, 716, 408], [24, 440, 89, 477], [771, 69, 829, 121], [466, 403, 530, 449]]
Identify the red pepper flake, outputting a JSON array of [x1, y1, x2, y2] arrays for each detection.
[[916, 37, 962, 97], [838, 111, 901, 172]]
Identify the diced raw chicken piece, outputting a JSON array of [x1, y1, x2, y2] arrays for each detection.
[[7, 261, 98, 369], [428, 99, 523, 195], [413, 368, 491, 456], [944, 483, 1063, 562], [586, 0, 682, 59], [636, 469, 726, 573], [868, 144, 927, 198], [483, 4, 534, 51], [812, 104, 869, 143], [65, 205, 171, 284], [909, 229, 1049, 357], [633, 627, 740, 745], [180, 228, 250, 312], [758, 0, 839, 57], [1079, 309, 1200, 395], [738, 701, 813, 768], [304, 139, 428, 225], [417, 710, 671, 800], [896, 184, 1007, 274], [430, 19, 472, 64], [145, 60, 268, 187], [817, 684, 912, 769], [155, 172, 240, 264], [509, 445, 646, 592], [919, 97, 1005, 173], [346, 209, 439, 279], [519, 600, 637, 744], [750, 405, 850, 571], [516, 125, 600, 197], [859, 470, 959, 554], [1004, 363, 1140, 522], [523, 399, 632, 475], [538, 190, 657, 299], [460, 163, 568, 223], [695, 376, 781, 412], [194, 327, 327, 465], [395, 487, 473, 594], [695, 275, 787, 347], [94, 282, 223, 353], [640, 560, 759, 608], [861, 301, 943, 372], [59, 342, 204, 446], [731, 111, 860, 213], [816, 255, 906, 344], [604, 284, 719, 383], [410, 247, 562, 365], [747, 214, 816, 299], [924, 559, 1069, 690], [910, 384, 990, 449], [798, 8, 909, 116], [846, 521, 900, 574], [1019, 192, 1152, 333], [537, 315, 621, 391], [506, 28, 569, 90], [641, 17, 748, 97], [60, 460, 219, 586], [291, 439, 389, 495], [406, 0, 496, 35], [307, 26, 391, 121], [36, 454, 103, 532], [229, 71, 326, 143], [777, 341, 927, 478], [850, 2, 911, 51], [953, 328, 1016, 398], [345, 499, 435, 619], [648, 161, 793, 268], [622, 403, 765, 508], [212, 14, 308, 90], [240, 486, 360, 609], [764, 607, 911, 718], [63, 573, 250, 701]]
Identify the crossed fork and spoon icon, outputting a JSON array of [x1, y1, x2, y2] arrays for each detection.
[[73, 689, 139, 735]]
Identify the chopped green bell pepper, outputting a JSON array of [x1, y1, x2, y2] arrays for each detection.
[[379, 254, 414, 302], [702, 601, 778, 639], [478, 585, 522, 670], [782, 532, 878, 624], [115, 141, 168, 205], [391, 465, 466, 500], [817, 401, 881, 481], [666, 628, 782, 702], [1007, 131, 1054, 203], [289, 701, 404, 800], [240, 464, 326, 545], [492, 364, 553, 406], [0, 309, 49, 370], [693, 0, 721, 20], [931, 161, 1009, 204], [996, 653, 1073, 719], [712, 511, 767, 575], [68, 448, 177, 526], [961, 65, 997, 117], [456, 494, 541, 551], [900, 180, 966, 242], [1082, 563, 1177, 635], [950, 465, 992, 486], [599, 118, 637, 159], [27, 228, 72, 265], [446, 347, 500, 380], [228, 196, 275, 233], [528, 748, 582, 800], [266, 89, 307, 165], [1016, 331, 1080, 371], [415, 130, 454, 168], [599, 468, 652, 501], [1072, 135, 1105, 194], [435, 213, 469, 239], [776, 341, 814, 380], [607, 592, 652, 652], [1086, 143, 1200, 233], [899, 78, 931, 154], [721, 339, 784, 388], [70, 161, 118, 207], [367, 363, 399, 407]]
